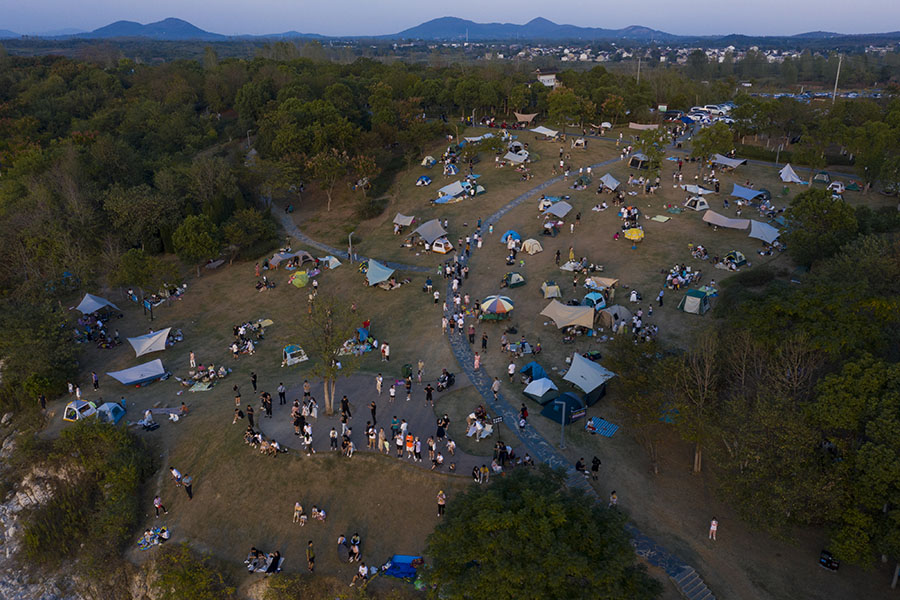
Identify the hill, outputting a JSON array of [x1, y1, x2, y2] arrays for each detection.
[[81, 17, 226, 41], [0, 29, 19, 39], [389, 16, 677, 41]]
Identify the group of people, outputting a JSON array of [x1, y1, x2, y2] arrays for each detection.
[[664, 263, 703, 290], [230, 321, 265, 357], [292, 501, 327, 526]]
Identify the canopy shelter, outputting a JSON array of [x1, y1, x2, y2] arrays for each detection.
[[501, 230, 521, 243], [480, 296, 514, 320], [703, 210, 750, 230], [563, 353, 615, 405], [437, 180, 465, 198], [97, 401, 126, 425], [504, 151, 529, 164], [544, 201, 573, 219], [464, 133, 494, 143], [541, 281, 562, 299], [582, 292, 607, 310], [749, 220, 780, 244], [599, 173, 620, 191], [524, 378, 560, 405], [711, 154, 747, 169], [584, 277, 618, 291], [320, 255, 341, 269], [412, 219, 447, 245], [365, 260, 395, 286], [683, 196, 710, 211], [731, 184, 765, 202], [629, 122, 659, 130], [502, 272, 526, 288], [520, 361, 548, 381], [597, 305, 632, 329], [393, 213, 415, 227], [628, 153, 649, 169], [63, 400, 97, 422], [76, 293, 120, 316], [522, 239, 543, 255], [540, 392, 585, 425], [540, 300, 595, 329], [270, 250, 313, 268], [530, 126, 559, 137], [779, 164, 803, 184], [127, 328, 171, 358], [107, 359, 166, 386], [678, 289, 710, 315], [680, 184, 715, 195], [514, 112, 538, 123]]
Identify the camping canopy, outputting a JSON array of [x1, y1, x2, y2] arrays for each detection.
[[366, 260, 395, 286], [76, 293, 119, 315], [629, 122, 659, 130], [540, 392, 585, 424], [413, 219, 447, 244], [731, 183, 765, 202], [540, 300, 595, 329], [501, 230, 521, 243], [541, 281, 562, 298], [393, 213, 415, 226], [480, 295, 514, 315], [270, 250, 313, 267], [680, 184, 714, 195], [522, 239, 543, 255], [779, 164, 803, 184], [438, 181, 465, 198], [584, 276, 618, 291], [597, 305, 632, 328], [127, 328, 171, 358], [563, 353, 615, 404], [520, 361, 548, 381], [702, 210, 750, 230], [464, 133, 494, 143], [749, 220, 780, 244], [107, 359, 166, 386], [544, 201, 573, 219], [504, 151, 528, 164], [530, 126, 558, 137], [711, 154, 747, 169], [524, 378, 559, 405], [678, 289, 710, 315], [514, 112, 538, 123], [599, 173, 620, 191]]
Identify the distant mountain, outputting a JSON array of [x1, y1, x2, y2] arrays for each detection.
[[0, 29, 19, 39], [80, 17, 226, 41], [389, 17, 677, 41], [792, 31, 842, 39]]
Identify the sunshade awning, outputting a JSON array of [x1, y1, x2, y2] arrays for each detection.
[[563, 353, 615, 393], [530, 126, 559, 137], [438, 181, 465, 197], [76, 293, 119, 315], [544, 201, 573, 218], [127, 328, 171, 357], [107, 359, 166, 385], [393, 213, 415, 226], [680, 184, 714, 195], [504, 151, 528, 163], [413, 219, 447, 244], [599, 173, 620, 190], [731, 183, 765, 202], [749, 220, 780, 244], [540, 300, 595, 329], [366, 260, 395, 286], [712, 154, 747, 169], [702, 210, 750, 230]]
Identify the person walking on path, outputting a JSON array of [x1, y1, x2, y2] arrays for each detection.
[[250, 372, 257, 392], [709, 518, 718, 540], [507, 362, 516, 383], [182, 473, 193, 499], [481, 332, 488, 352], [277, 383, 286, 405], [375, 374, 383, 395], [437, 490, 446, 517], [424, 384, 434, 407], [303, 380, 311, 398], [389, 384, 396, 403], [369, 400, 377, 426], [491, 377, 501, 400], [468, 324, 476, 344], [330, 427, 338, 451], [189, 351, 196, 369], [153, 495, 168, 517], [307, 541, 315, 572], [341, 395, 351, 418], [473, 352, 481, 370]]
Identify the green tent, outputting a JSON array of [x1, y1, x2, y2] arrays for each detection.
[[291, 272, 309, 288], [678, 289, 710, 315]]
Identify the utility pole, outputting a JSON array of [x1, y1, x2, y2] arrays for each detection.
[[554, 399, 567, 449], [831, 53, 842, 105], [637, 55, 642, 85]]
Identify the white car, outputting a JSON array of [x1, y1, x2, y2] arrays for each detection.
[[689, 106, 709, 114], [704, 105, 725, 116], [827, 181, 845, 195]]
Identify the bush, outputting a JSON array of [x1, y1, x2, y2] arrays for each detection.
[[733, 144, 854, 167], [154, 543, 236, 600]]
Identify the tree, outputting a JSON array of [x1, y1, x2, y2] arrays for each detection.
[[635, 128, 669, 173], [601, 95, 625, 127], [306, 150, 348, 212], [154, 544, 236, 600], [425, 467, 660, 600], [109, 248, 178, 296], [104, 183, 183, 251], [672, 331, 720, 473], [172, 215, 221, 277], [783, 188, 859, 267], [547, 86, 583, 135], [349, 154, 380, 202], [690, 122, 732, 179], [295, 295, 360, 416], [221, 208, 276, 263]]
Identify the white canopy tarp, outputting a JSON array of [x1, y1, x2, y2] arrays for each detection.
[[107, 359, 166, 386], [544, 201, 573, 218], [629, 122, 659, 130], [703, 210, 750, 230], [599, 173, 620, 190], [413, 219, 447, 244], [680, 184, 715, 195], [76, 294, 119, 315], [366, 260, 395, 286], [127, 328, 171, 358], [540, 300, 595, 329], [563, 353, 616, 393], [514, 112, 538, 123], [504, 151, 528, 164], [779, 163, 803, 184], [438, 181, 465, 197], [464, 133, 494, 143], [530, 126, 559, 137], [749, 220, 781, 244], [711, 154, 747, 169], [393, 213, 415, 226]]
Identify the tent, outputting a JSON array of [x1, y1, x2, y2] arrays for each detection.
[[415, 176, 431, 186], [530, 126, 559, 137], [597, 305, 632, 329], [584, 277, 618, 291], [438, 180, 465, 198], [683, 196, 710, 211], [599, 173, 620, 191], [779, 164, 803, 184], [502, 272, 526, 288], [725, 250, 747, 267], [731, 184, 765, 202], [813, 170, 830, 184], [366, 260, 395, 286], [541, 281, 562, 299], [540, 300, 595, 329], [320, 255, 341, 269], [544, 201, 573, 219], [703, 210, 750, 230], [583, 292, 607, 310], [282, 344, 308, 366], [520, 361, 548, 381], [393, 213, 415, 227], [501, 230, 521, 243], [432, 238, 453, 254], [421, 156, 436, 167], [127, 328, 171, 358], [680, 184, 715, 195], [522, 239, 543, 255], [413, 219, 447, 245], [711, 154, 747, 169], [504, 151, 529, 164], [76, 293, 120, 315], [63, 400, 97, 422], [628, 153, 649, 169], [480, 295, 514, 315], [290, 272, 309, 288], [563, 353, 615, 405], [270, 250, 313, 268], [540, 392, 586, 425], [524, 378, 559, 405], [107, 359, 166, 386], [443, 163, 459, 176], [383, 555, 423, 580], [748, 220, 780, 244], [678, 289, 710, 315], [97, 401, 126, 425]]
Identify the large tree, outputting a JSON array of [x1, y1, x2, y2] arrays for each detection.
[[172, 214, 221, 277], [783, 188, 859, 267], [690, 121, 732, 179], [306, 149, 348, 212]]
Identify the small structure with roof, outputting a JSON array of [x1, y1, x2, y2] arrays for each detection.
[[678, 289, 711, 315]]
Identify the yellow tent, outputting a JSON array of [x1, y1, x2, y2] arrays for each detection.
[[624, 228, 644, 242]]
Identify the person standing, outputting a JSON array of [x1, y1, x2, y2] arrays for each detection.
[[182, 473, 193, 499], [481, 332, 488, 352], [169, 467, 182, 487], [657, 290, 664, 307], [153, 495, 168, 517], [330, 427, 338, 451], [375, 373, 383, 395], [341, 396, 351, 418], [417, 360, 424, 383], [250, 372, 257, 392], [303, 379, 311, 399], [507, 362, 516, 383], [468, 323, 476, 344], [306, 541, 315, 572], [38, 393, 46, 411], [709, 518, 718, 541], [437, 490, 446, 517], [277, 383, 286, 405], [189, 351, 196, 369], [247, 405, 255, 429], [75, 385, 82, 400], [609, 490, 618, 508], [91, 371, 99, 391], [369, 400, 377, 426], [591, 456, 601, 481], [389, 384, 396, 403], [473, 352, 481, 370], [424, 384, 434, 406], [555, 249, 561, 265], [491, 377, 501, 400], [233, 384, 241, 407]]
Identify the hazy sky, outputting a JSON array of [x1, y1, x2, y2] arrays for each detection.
[[3, 0, 896, 36]]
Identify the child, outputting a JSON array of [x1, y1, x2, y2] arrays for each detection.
[[293, 502, 303, 523]]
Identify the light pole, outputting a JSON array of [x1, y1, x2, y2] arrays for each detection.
[[554, 399, 566, 449], [246, 129, 253, 149], [348, 232, 355, 264]]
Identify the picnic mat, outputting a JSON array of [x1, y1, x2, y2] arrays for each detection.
[[586, 416, 619, 437], [189, 381, 214, 392], [650, 215, 670, 223], [666, 207, 683, 214]]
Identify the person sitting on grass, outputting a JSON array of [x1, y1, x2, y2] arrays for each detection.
[[350, 562, 368, 587], [312, 506, 326, 522]]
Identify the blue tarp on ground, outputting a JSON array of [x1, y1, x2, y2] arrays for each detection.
[[383, 555, 421, 579], [731, 183, 765, 202], [520, 361, 548, 381]]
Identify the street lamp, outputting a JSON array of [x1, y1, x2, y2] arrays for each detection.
[[348, 231, 355, 264], [246, 129, 253, 149], [553, 398, 567, 449]]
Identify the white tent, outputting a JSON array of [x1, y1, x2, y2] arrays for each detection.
[[680, 184, 715, 195], [366, 260, 395, 286], [320, 255, 341, 269], [711, 154, 747, 169], [530, 126, 559, 137], [522, 239, 543, 255], [504, 151, 528, 164], [544, 201, 573, 218], [63, 400, 97, 422], [76, 293, 119, 315], [563, 353, 615, 404], [599, 173, 620, 191], [684, 196, 710, 211], [393, 213, 415, 227], [540, 300, 595, 329], [421, 155, 435, 166], [541, 281, 562, 299], [127, 328, 171, 357], [779, 163, 803, 184], [749, 220, 781, 244], [413, 219, 448, 244], [107, 359, 166, 386], [438, 181, 465, 198], [524, 378, 559, 404], [702, 210, 750, 230]]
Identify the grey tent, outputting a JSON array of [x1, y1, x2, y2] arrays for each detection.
[[599, 173, 620, 191], [749, 220, 780, 244], [779, 164, 803, 184], [629, 153, 649, 169], [438, 181, 465, 198], [524, 377, 559, 405], [365, 260, 395, 286], [731, 184, 765, 202], [540, 392, 585, 425], [702, 210, 750, 230], [684, 196, 710, 211], [413, 219, 447, 245], [393, 213, 415, 227], [76, 293, 119, 315], [597, 305, 632, 329], [711, 154, 747, 169], [544, 201, 573, 219], [563, 353, 615, 405], [270, 250, 313, 267], [504, 151, 528, 164]]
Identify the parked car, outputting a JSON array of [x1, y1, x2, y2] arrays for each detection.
[[704, 105, 725, 116], [664, 109, 685, 121]]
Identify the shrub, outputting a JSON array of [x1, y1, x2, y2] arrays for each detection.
[[154, 544, 236, 600]]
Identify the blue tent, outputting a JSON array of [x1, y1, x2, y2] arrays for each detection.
[[520, 361, 548, 381], [383, 555, 422, 579], [501, 230, 521, 243], [357, 327, 369, 342], [731, 183, 765, 202], [583, 292, 607, 310], [366, 260, 395, 286], [434, 195, 454, 204], [540, 392, 586, 425], [416, 175, 431, 186]]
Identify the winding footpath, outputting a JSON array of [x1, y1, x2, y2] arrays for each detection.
[[283, 155, 717, 600]]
